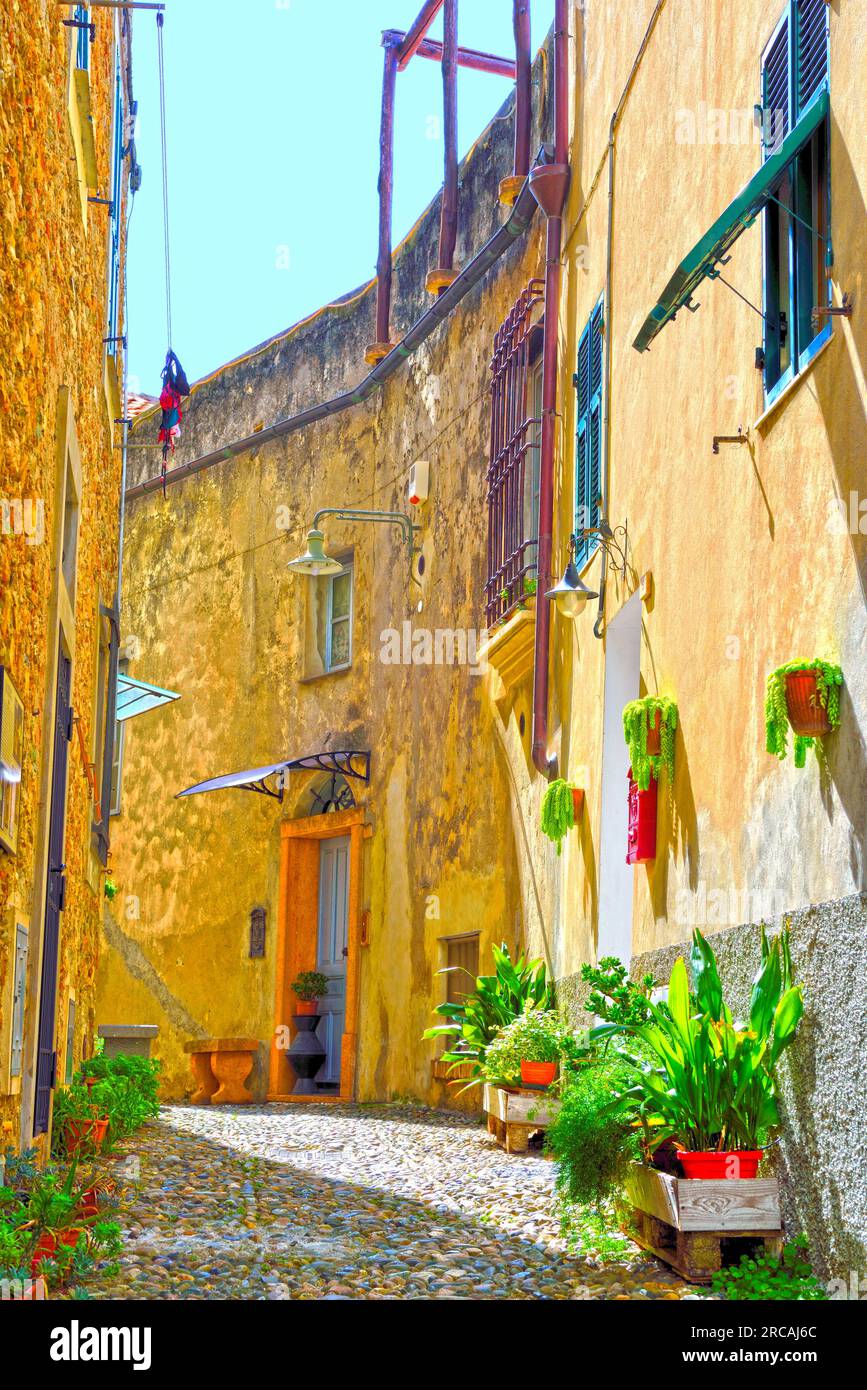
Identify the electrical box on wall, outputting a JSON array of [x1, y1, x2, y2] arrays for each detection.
[[626, 767, 657, 864], [407, 460, 430, 506]]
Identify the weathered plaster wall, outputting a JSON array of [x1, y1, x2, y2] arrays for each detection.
[[100, 66, 550, 1106], [0, 2, 129, 1145]]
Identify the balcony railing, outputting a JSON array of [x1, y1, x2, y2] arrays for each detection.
[[485, 279, 544, 628]]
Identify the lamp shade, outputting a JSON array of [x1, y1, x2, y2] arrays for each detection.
[[544, 560, 599, 618], [286, 528, 344, 578]]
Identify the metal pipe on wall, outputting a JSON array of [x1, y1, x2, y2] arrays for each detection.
[[398, 0, 446, 69], [369, 36, 400, 360], [531, 0, 570, 779], [513, 0, 532, 180], [437, 0, 459, 278]]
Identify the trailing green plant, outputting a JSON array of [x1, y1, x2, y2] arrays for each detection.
[[711, 1235, 827, 1301], [540, 779, 578, 855], [523, 576, 537, 596], [103, 877, 119, 900], [291, 970, 330, 1002], [581, 957, 657, 1026], [546, 1055, 640, 1207], [595, 926, 803, 1155], [422, 943, 552, 1092], [765, 659, 843, 768], [482, 1009, 564, 1083], [622, 696, 678, 791]]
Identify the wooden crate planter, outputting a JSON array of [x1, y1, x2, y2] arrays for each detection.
[[483, 1083, 560, 1154], [623, 1161, 783, 1283]]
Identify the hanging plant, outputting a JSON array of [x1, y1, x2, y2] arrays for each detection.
[[766, 660, 843, 768], [103, 878, 118, 901], [623, 696, 678, 792], [540, 779, 582, 855]]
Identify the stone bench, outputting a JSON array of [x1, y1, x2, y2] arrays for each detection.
[[183, 1038, 259, 1105], [97, 1024, 159, 1059]]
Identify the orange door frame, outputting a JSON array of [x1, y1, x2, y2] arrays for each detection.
[[268, 806, 366, 1102]]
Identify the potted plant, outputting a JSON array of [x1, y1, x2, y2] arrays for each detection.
[[423, 944, 552, 1093], [51, 1085, 109, 1158], [766, 660, 843, 768], [540, 778, 584, 856], [483, 1009, 564, 1089], [291, 970, 330, 1016], [596, 926, 803, 1177], [622, 696, 678, 791]]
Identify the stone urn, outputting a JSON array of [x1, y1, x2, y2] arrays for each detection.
[[287, 1015, 326, 1095]]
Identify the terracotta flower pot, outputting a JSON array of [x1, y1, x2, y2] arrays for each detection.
[[571, 787, 584, 821], [65, 1116, 108, 1155], [645, 708, 662, 755], [785, 671, 832, 737], [78, 1188, 100, 1219], [520, 1060, 557, 1087], [31, 1228, 82, 1276], [294, 999, 318, 1016], [676, 1149, 764, 1180], [83, 1076, 98, 1091]]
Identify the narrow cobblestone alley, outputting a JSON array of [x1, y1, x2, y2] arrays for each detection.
[[87, 1104, 696, 1301]]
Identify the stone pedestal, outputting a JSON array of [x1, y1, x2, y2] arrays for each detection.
[[287, 1015, 326, 1095], [183, 1038, 259, 1105]]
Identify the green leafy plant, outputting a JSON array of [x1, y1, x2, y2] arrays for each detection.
[[596, 926, 803, 1155], [482, 1009, 563, 1083], [546, 1055, 640, 1206], [422, 943, 552, 1092], [291, 970, 330, 1002], [622, 696, 678, 791], [712, 1235, 827, 1301], [50, 1085, 103, 1160], [103, 877, 119, 900], [540, 779, 579, 855], [581, 957, 657, 1026], [523, 576, 537, 596], [765, 659, 843, 768]]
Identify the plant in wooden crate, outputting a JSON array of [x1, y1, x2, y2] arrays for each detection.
[[482, 1009, 564, 1088], [623, 696, 678, 791], [766, 659, 843, 768], [594, 926, 804, 1177], [540, 778, 584, 855], [422, 943, 552, 1092]]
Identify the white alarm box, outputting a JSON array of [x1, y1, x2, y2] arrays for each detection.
[[408, 460, 430, 506]]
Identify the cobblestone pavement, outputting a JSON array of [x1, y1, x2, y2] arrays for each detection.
[[87, 1102, 696, 1300]]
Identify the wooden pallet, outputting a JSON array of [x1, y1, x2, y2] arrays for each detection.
[[483, 1084, 560, 1154], [623, 1161, 783, 1283]]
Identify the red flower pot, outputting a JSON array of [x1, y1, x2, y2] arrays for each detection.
[[520, 1060, 557, 1087], [645, 709, 662, 756], [294, 999, 318, 1016], [785, 671, 832, 737], [676, 1149, 764, 1180], [65, 1116, 109, 1155], [31, 1228, 82, 1276], [571, 788, 585, 821], [83, 1076, 99, 1091], [78, 1188, 100, 1219]]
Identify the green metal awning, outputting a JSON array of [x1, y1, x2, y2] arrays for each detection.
[[116, 674, 181, 723], [633, 90, 829, 353]]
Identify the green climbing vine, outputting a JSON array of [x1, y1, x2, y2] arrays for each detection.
[[622, 696, 678, 792], [766, 659, 843, 768], [541, 779, 578, 856]]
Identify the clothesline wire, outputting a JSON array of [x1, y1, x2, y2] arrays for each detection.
[[157, 11, 172, 353]]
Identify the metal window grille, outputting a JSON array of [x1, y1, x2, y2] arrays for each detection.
[[485, 280, 544, 627]]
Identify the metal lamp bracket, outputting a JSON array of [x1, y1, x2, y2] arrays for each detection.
[[311, 507, 423, 587]]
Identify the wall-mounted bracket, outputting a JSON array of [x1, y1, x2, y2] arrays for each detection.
[[812, 292, 853, 330], [712, 428, 749, 456]]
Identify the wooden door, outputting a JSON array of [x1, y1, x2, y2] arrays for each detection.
[[315, 836, 350, 1087]]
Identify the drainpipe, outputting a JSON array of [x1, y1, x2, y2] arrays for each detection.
[[499, 0, 532, 206], [367, 35, 400, 364], [529, 0, 570, 778]]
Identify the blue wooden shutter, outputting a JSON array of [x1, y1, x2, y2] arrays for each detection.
[[74, 6, 90, 71], [107, 55, 124, 344], [575, 298, 603, 564], [795, 0, 829, 117], [762, 16, 790, 158]]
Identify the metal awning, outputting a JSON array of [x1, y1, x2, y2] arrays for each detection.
[[116, 674, 181, 723], [177, 749, 371, 802], [633, 89, 829, 353]]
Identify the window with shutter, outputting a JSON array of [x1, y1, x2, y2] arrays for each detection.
[[574, 297, 604, 567], [486, 280, 545, 627], [444, 935, 480, 1006], [762, 1, 830, 403], [106, 52, 125, 349], [74, 5, 91, 72]]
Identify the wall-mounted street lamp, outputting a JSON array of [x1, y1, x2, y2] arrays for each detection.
[[287, 507, 422, 585], [545, 518, 629, 637]]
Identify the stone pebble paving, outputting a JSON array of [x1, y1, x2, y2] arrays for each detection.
[[85, 1102, 697, 1300]]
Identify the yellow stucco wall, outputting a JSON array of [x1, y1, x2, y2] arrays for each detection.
[[544, 0, 866, 972], [0, 3, 130, 1146]]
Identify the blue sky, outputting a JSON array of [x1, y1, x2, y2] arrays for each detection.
[[126, 0, 550, 395]]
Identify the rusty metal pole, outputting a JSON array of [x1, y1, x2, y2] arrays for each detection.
[[428, 0, 459, 294], [499, 0, 532, 206], [366, 37, 400, 364], [531, 0, 570, 778]]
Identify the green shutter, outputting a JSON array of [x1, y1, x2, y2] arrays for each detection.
[[575, 297, 604, 564]]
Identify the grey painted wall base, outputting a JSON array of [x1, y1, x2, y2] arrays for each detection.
[[558, 894, 867, 1282]]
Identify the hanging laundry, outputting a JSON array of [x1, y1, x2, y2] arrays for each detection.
[[157, 350, 189, 493]]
